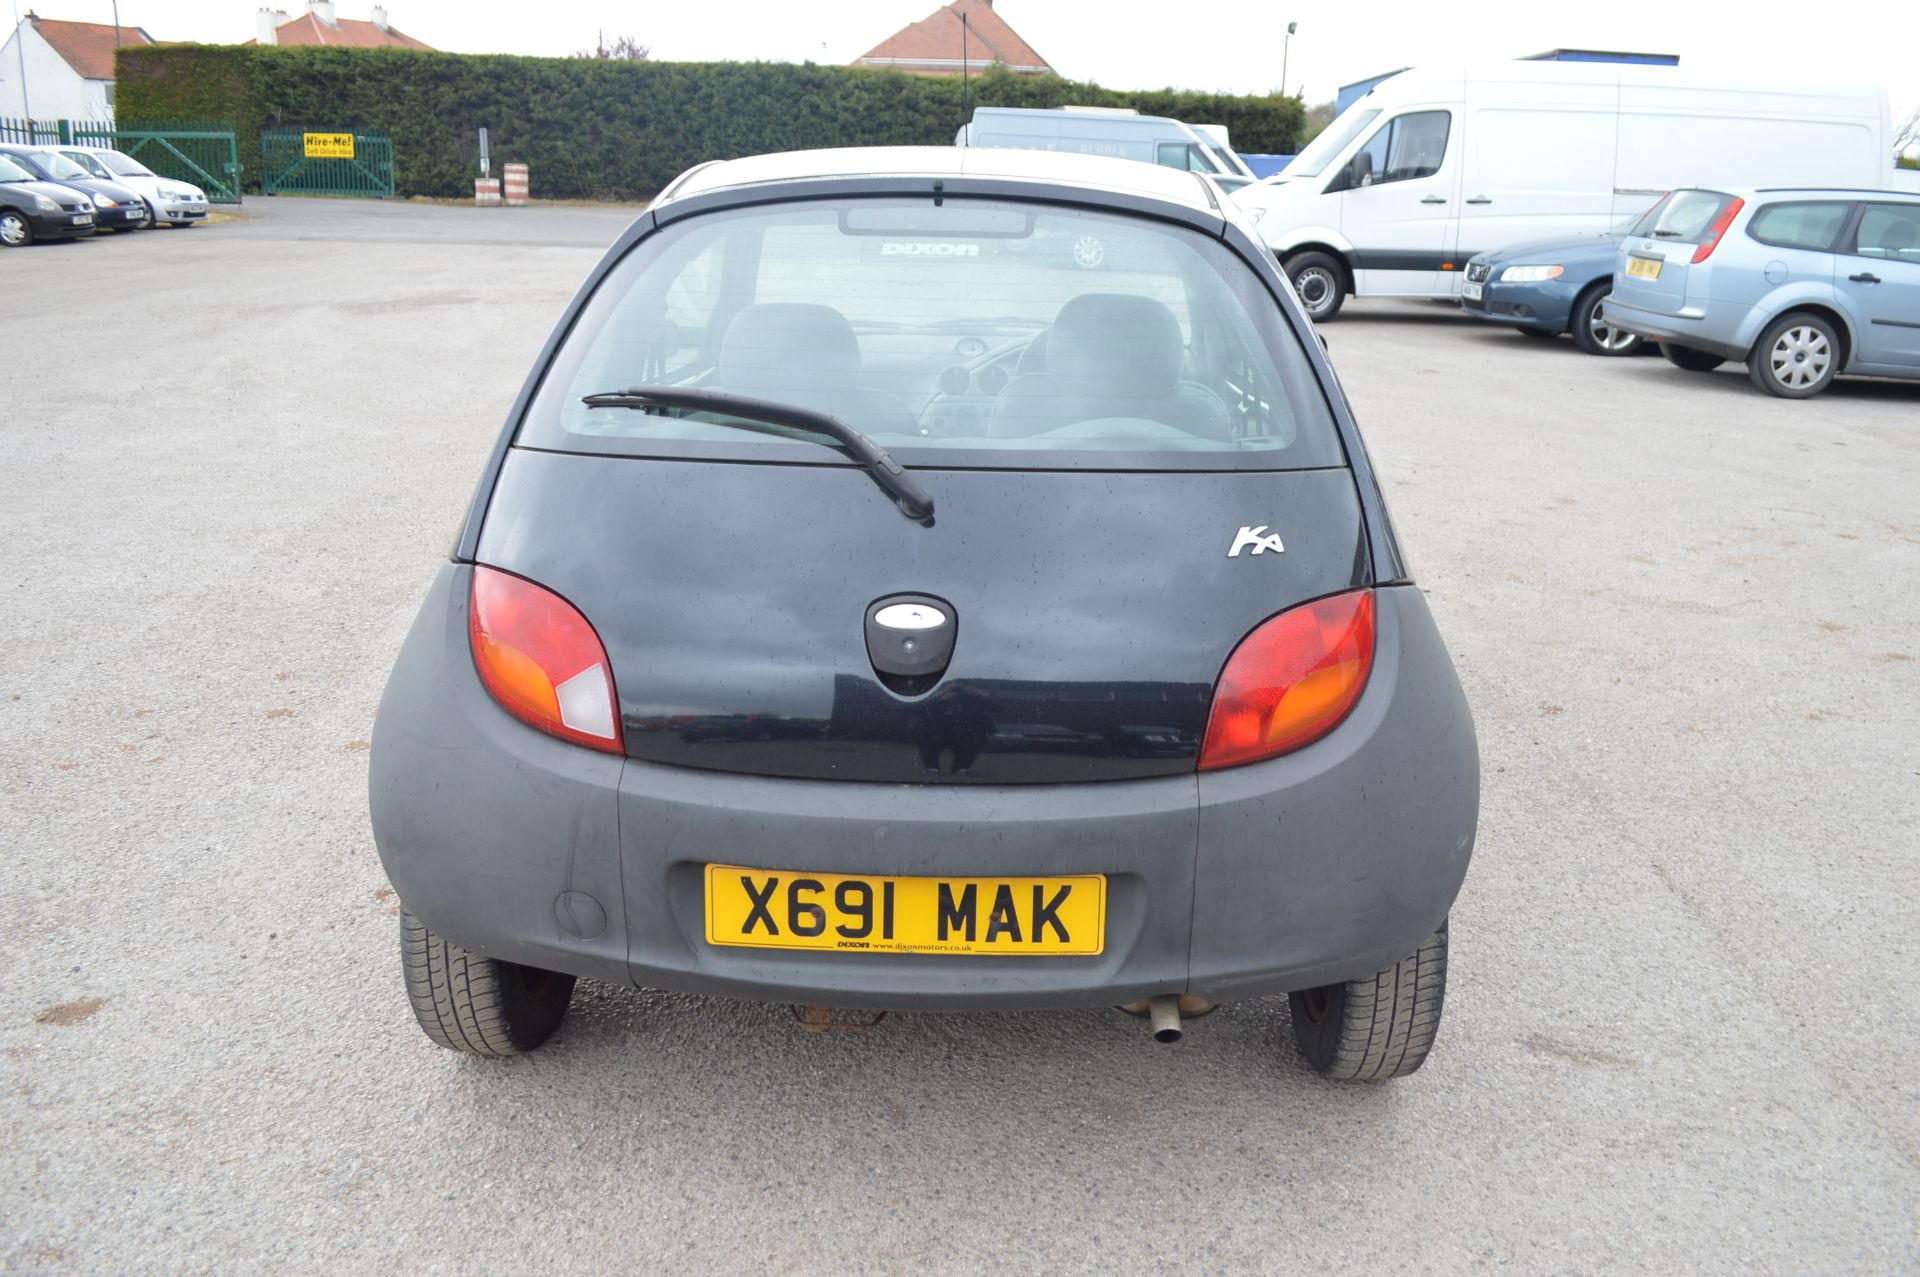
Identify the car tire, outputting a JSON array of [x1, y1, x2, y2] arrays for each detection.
[[1288, 918, 1447, 1081], [400, 908, 576, 1055], [1748, 311, 1841, 399], [1572, 284, 1642, 357], [1660, 342, 1725, 373], [1283, 250, 1347, 322], [0, 210, 32, 247]]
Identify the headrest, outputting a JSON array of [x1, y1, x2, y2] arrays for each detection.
[[1880, 219, 1917, 252], [717, 303, 860, 395], [1046, 294, 1184, 396]]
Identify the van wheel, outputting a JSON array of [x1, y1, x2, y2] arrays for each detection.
[[1283, 250, 1347, 322], [400, 909, 575, 1055], [1572, 284, 1642, 356], [1661, 343, 1725, 372], [1288, 919, 1447, 1081], [1749, 312, 1839, 399]]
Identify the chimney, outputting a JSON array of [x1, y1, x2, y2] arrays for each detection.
[[256, 6, 279, 43], [370, 5, 389, 30], [308, 0, 337, 26]]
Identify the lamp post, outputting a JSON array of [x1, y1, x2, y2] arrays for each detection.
[[1281, 21, 1297, 98]]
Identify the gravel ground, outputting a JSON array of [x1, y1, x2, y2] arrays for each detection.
[[3, 199, 1917, 1275]]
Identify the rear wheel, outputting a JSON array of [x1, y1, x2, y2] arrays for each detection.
[[400, 909, 575, 1055], [1283, 250, 1347, 322], [1289, 919, 1447, 1081], [1572, 284, 1642, 356], [1661, 342, 1725, 372], [0, 211, 32, 247], [1749, 312, 1840, 399]]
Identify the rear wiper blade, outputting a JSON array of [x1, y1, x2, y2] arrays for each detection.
[[1650, 229, 1683, 238], [580, 385, 934, 522]]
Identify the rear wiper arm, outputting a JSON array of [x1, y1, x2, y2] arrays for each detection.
[[580, 384, 934, 522], [1650, 229, 1682, 238]]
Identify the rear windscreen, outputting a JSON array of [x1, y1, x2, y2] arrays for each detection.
[[1644, 190, 1736, 244], [517, 196, 1344, 472]]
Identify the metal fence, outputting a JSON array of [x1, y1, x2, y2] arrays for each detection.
[[260, 129, 395, 198], [0, 117, 242, 203]]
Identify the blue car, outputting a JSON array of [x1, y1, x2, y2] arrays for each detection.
[[1459, 205, 1663, 356]]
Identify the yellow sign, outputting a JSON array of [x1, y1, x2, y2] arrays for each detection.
[[705, 864, 1106, 956], [303, 132, 355, 159]]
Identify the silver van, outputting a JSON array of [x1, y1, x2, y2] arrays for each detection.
[[1604, 187, 1920, 398], [959, 107, 1258, 191]]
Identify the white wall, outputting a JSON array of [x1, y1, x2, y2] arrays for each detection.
[[0, 22, 112, 122]]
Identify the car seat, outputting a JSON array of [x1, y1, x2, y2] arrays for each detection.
[[988, 294, 1232, 440], [713, 303, 915, 434]]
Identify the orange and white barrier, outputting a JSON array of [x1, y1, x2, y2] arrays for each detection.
[[475, 177, 501, 206], [503, 161, 529, 206]]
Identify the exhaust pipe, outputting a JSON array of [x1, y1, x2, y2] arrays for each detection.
[[1147, 994, 1183, 1044]]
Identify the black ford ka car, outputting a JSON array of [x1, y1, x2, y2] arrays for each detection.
[[371, 147, 1480, 1080]]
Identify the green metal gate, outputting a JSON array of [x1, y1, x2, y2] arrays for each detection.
[[1, 117, 242, 203], [260, 129, 395, 197]]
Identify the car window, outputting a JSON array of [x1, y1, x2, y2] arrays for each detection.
[[0, 154, 36, 182], [520, 197, 1344, 472], [1349, 111, 1450, 187], [1646, 190, 1736, 243], [1747, 201, 1851, 252], [102, 151, 154, 178], [31, 152, 90, 181], [1154, 142, 1214, 173], [1288, 107, 1380, 179], [1851, 203, 1920, 263], [57, 150, 108, 177]]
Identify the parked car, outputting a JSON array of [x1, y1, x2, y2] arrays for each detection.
[[1233, 60, 1898, 321], [1605, 187, 1920, 398], [1459, 203, 1666, 355], [369, 146, 1479, 1079], [50, 146, 208, 227], [0, 145, 149, 232], [0, 151, 94, 246], [959, 107, 1259, 190]]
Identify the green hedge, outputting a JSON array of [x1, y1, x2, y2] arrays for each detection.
[[114, 45, 1304, 199]]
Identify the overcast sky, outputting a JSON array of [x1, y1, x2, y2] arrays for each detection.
[[57, 0, 1920, 130]]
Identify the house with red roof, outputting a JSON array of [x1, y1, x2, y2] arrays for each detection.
[[252, 2, 432, 50], [1, 11, 158, 120], [854, 0, 1052, 78]]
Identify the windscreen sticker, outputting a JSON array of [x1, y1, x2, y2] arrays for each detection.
[[880, 241, 982, 257]]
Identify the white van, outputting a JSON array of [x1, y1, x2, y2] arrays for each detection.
[[1233, 62, 1895, 319], [959, 107, 1260, 190]]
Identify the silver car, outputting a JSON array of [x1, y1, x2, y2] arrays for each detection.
[[1604, 187, 1920, 398]]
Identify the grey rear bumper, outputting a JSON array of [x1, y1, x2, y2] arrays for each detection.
[[371, 565, 1478, 1010]]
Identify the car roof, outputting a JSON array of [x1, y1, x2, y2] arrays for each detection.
[[1678, 184, 1920, 203], [660, 145, 1221, 217]]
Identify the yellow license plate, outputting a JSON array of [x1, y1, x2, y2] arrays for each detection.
[[1627, 255, 1663, 280], [705, 865, 1106, 956]]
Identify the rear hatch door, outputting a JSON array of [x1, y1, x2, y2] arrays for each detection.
[[478, 449, 1367, 784], [1613, 189, 1740, 315]]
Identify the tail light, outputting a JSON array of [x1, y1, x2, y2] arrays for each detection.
[[1198, 590, 1375, 771], [1691, 197, 1745, 264], [469, 566, 623, 753]]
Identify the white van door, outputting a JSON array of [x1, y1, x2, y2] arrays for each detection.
[[1333, 108, 1461, 298], [1454, 104, 1619, 261]]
